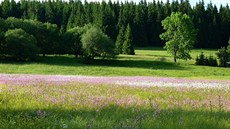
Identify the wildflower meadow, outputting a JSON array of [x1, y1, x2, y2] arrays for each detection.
[[0, 73, 229, 129]]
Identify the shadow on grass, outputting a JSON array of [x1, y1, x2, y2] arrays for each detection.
[[135, 47, 165, 51], [0, 56, 186, 70], [91, 59, 185, 70], [0, 106, 229, 129]]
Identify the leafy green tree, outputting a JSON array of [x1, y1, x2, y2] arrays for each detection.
[[4, 28, 39, 61], [160, 12, 197, 63], [81, 26, 116, 63], [62, 26, 84, 57], [115, 25, 125, 54], [123, 24, 135, 55]]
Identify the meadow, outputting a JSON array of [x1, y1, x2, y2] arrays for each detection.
[[0, 82, 229, 129], [0, 48, 230, 129], [0, 48, 230, 79]]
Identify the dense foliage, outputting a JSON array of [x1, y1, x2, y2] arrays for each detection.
[[195, 53, 218, 66], [160, 12, 197, 63], [115, 25, 125, 54], [81, 26, 116, 62], [0, 0, 229, 49], [122, 24, 135, 55], [216, 48, 230, 67], [4, 28, 39, 60]]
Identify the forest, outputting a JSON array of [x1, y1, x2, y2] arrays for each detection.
[[0, 0, 229, 49]]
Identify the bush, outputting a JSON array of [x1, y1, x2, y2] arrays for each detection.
[[195, 53, 217, 66], [207, 56, 218, 66], [4, 29, 39, 61], [216, 47, 230, 67], [195, 52, 208, 65], [81, 26, 116, 63]]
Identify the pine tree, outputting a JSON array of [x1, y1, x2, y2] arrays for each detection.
[[123, 24, 135, 55], [45, 0, 54, 23], [115, 25, 125, 54], [133, 0, 148, 46], [1, 0, 11, 18]]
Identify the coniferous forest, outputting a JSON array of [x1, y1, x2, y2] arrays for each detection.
[[0, 0, 229, 50]]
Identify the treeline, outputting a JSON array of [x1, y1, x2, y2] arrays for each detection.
[[0, 0, 230, 48], [0, 17, 124, 61]]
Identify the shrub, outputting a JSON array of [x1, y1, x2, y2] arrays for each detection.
[[4, 29, 39, 61], [216, 47, 230, 67], [207, 56, 218, 66], [195, 52, 208, 65], [195, 53, 217, 66]]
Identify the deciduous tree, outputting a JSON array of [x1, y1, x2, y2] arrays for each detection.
[[81, 26, 116, 63], [160, 12, 197, 63], [4, 28, 39, 60]]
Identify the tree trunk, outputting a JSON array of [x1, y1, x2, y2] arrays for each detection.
[[173, 46, 178, 63], [43, 53, 45, 57], [174, 56, 177, 63]]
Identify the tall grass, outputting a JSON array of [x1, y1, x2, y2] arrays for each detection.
[[0, 83, 229, 128]]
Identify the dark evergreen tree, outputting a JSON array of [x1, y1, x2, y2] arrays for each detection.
[[0, 0, 229, 49], [133, 0, 148, 46], [44, 0, 54, 23], [123, 24, 135, 55], [115, 25, 125, 54]]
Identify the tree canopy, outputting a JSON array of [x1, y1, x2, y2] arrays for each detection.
[[4, 28, 39, 60], [160, 12, 197, 63], [0, 0, 229, 49], [81, 26, 116, 63]]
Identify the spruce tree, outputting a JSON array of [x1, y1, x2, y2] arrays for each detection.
[[115, 25, 125, 54], [123, 24, 135, 55]]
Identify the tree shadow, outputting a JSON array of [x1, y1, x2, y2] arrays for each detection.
[[0, 56, 186, 70], [136, 47, 165, 51], [0, 106, 229, 129], [90, 59, 185, 70]]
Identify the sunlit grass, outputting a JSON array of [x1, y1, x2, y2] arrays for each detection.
[[0, 47, 230, 79], [0, 83, 229, 128]]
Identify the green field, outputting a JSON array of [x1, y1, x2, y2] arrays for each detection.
[[0, 83, 229, 129], [0, 48, 229, 79], [1, 48, 230, 128]]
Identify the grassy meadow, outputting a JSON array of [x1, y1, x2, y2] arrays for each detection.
[[0, 83, 229, 129], [1, 48, 230, 128], [0, 48, 230, 79]]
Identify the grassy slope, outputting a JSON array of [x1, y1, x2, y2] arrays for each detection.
[[0, 83, 229, 129], [0, 48, 230, 79]]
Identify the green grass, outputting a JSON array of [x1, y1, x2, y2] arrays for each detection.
[[0, 83, 229, 129], [0, 47, 230, 79]]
